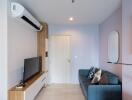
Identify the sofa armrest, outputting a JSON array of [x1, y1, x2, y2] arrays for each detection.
[[88, 85, 122, 100], [79, 69, 90, 77]]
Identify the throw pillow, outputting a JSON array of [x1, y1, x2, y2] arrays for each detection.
[[91, 69, 102, 84], [99, 73, 108, 85], [99, 71, 119, 85], [87, 67, 96, 80]]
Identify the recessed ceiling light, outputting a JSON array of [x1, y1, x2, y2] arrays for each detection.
[[69, 17, 74, 21], [72, 0, 75, 3]]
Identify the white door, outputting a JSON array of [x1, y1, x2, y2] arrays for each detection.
[[49, 36, 71, 84]]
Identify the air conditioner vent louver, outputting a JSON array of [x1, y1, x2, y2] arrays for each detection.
[[21, 16, 40, 30]]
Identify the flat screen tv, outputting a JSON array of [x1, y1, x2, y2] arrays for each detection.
[[23, 57, 41, 83]]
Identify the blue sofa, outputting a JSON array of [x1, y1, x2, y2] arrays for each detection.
[[79, 69, 122, 100]]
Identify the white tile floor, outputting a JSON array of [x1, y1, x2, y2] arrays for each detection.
[[35, 84, 85, 100]]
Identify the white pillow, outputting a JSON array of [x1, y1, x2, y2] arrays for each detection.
[[91, 69, 102, 84]]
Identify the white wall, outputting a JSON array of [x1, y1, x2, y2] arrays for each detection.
[[8, 0, 37, 88], [49, 24, 99, 84], [0, 0, 8, 99]]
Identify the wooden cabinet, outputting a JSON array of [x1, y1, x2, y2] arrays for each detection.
[[9, 73, 45, 100]]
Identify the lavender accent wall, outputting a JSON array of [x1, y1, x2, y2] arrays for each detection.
[[122, 0, 132, 100], [49, 24, 99, 83], [99, 7, 122, 80]]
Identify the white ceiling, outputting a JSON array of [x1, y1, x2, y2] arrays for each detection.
[[17, 0, 121, 25]]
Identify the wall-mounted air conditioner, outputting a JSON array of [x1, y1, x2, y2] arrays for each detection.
[[11, 2, 43, 31]]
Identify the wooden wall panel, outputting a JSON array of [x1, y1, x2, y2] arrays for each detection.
[[37, 23, 48, 72]]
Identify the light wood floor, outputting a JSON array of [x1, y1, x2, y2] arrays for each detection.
[[35, 84, 85, 100]]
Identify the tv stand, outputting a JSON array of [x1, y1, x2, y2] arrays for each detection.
[[9, 72, 45, 100]]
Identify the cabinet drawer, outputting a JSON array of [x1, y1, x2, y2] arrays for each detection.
[[24, 74, 45, 100]]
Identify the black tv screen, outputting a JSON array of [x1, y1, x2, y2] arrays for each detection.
[[23, 57, 41, 83]]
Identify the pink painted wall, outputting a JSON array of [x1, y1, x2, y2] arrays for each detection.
[[122, 0, 132, 100], [100, 1, 132, 99], [99, 7, 122, 80]]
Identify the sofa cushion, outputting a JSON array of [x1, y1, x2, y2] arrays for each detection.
[[99, 71, 119, 85], [79, 69, 90, 77], [107, 76, 119, 84], [80, 76, 88, 83]]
